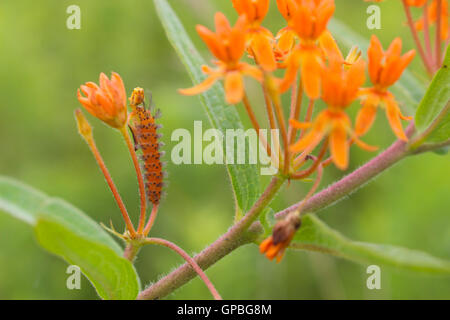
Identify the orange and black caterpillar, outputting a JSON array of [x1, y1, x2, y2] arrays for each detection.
[[128, 88, 164, 206]]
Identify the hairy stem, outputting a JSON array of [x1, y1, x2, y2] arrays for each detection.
[[138, 177, 285, 300], [124, 242, 141, 262], [143, 238, 222, 300]]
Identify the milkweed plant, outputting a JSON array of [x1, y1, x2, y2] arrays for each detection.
[[0, 0, 449, 300]]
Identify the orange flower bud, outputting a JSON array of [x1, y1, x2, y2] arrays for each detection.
[[77, 72, 128, 129]]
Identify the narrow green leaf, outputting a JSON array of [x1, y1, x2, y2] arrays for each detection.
[[0, 176, 140, 299], [35, 218, 139, 300], [329, 19, 426, 114], [415, 47, 450, 143], [154, 0, 261, 213], [292, 215, 450, 274]]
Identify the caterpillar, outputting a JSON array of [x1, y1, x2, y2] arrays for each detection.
[[128, 87, 164, 206]]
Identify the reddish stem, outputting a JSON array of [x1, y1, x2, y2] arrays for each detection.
[[435, 0, 443, 67], [121, 127, 147, 235], [144, 237, 222, 300], [423, 1, 434, 66], [86, 136, 136, 237], [288, 78, 303, 152], [242, 94, 272, 157], [402, 0, 434, 74], [143, 204, 159, 236]]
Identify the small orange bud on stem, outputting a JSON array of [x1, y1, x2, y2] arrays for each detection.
[[75, 108, 93, 141]]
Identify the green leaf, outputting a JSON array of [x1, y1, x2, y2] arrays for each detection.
[[329, 19, 426, 114], [291, 215, 450, 274], [40, 199, 123, 255], [0, 176, 48, 224], [35, 218, 139, 300], [415, 47, 450, 143], [154, 0, 261, 213], [0, 176, 140, 299]]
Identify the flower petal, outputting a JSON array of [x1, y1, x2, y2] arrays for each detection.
[[251, 32, 277, 71], [179, 74, 222, 96], [355, 103, 378, 137], [289, 118, 312, 130], [385, 98, 408, 141], [330, 124, 349, 170], [224, 71, 244, 104], [301, 51, 322, 100], [241, 63, 264, 82]]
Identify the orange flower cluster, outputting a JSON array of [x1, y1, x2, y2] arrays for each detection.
[[177, 0, 418, 262], [180, 0, 415, 170]]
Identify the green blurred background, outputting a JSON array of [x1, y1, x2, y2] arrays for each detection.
[[0, 0, 449, 299]]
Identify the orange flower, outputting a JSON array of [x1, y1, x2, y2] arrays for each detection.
[[278, 0, 335, 98], [274, 27, 297, 64], [355, 36, 415, 140], [290, 58, 376, 170], [232, 0, 277, 71], [259, 235, 293, 262], [319, 31, 362, 67], [77, 72, 127, 129], [288, 0, 335, 42], [179, 12, 263, 104], [415, 0, 449, 40], [276, 0, 298, 22], [260, 214, 301, 263]]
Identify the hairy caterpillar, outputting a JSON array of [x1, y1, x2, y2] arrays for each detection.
[[128, 88, 164, 206]]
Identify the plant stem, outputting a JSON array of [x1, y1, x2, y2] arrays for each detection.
[[409, 102, 449, 150], [402, 0, 434, 74], [288, 78, 303, 142], [292, 140, 328, 179], [143, 237, 222, 300], [263, 85, 282, 166], [288, 77, 303, 168], [411, 138, 450, 155], [124, 242, 141, 262], [242, 94, 272, 157], [271, 94, 290, 175], [435, 0, 443, 67], [423, 1, 434, 67], [143, 204, 159, 236], [138, 177, 285, 300], [120, 126, 147, 234], [85, 134, 136, 237]]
